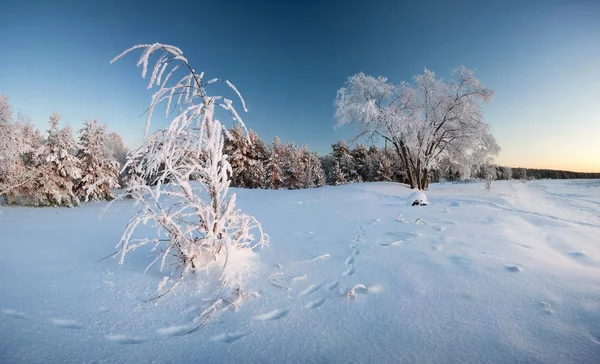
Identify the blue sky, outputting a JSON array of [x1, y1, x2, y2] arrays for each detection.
[[1, 0, 599, 171]]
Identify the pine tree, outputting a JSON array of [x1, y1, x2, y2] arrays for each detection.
[[245, 130, 267, 189], [352, 144, 369, 182], [300, 146, 325, 188], [329, 161, 345, 186], [76, 119, 120, 202], [365, 145, 380, 182], [282, 143, 303, 189], [223, 125, 249, 187], [33, 112, 82, 207], [0, 96, 39, 204], [332, 140, 360, 183], [265, 137, 284, 189]]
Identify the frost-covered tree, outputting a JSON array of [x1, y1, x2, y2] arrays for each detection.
[[500, 166, 513, 180], [329, 161, 345, 186], [265, 137, 284, 189], [352, 144, 370, 182], [223, 126, 267, 189], [282, 142, 303, 189], [224, 125, 250, 187], [300, 146, 325, 188], [111, 43, 267, 313], [32, 112, 82, 207], [332, 140, 361, 183], [76, 119, 120, 202], [103, 132, 128, 167], [377, 150, 394, 182], [245, 130, 268, 188], [0, 96, 33, 204], [335, 67, 499, 189], [0, 96, 24, 182], [363, 146, 380, 182]]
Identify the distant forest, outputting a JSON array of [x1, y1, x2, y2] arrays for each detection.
[[498, 167, 600, 181]]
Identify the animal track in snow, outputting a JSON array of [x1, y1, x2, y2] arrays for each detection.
[[388, 232, 417, 239], [342, 266, 356, 276], [106, 334, 146, 344], [505, 265, 523, 272], [350, 243, 358, 249], [210, 332, 249, 343], [327, 281, 340, 290], [1, 309, 26, 319], [345, 256, 355, 265], [308, 254, 330, 262], [253, 308, 289, 321], [299, 284, 323, 296], [380, 240, 403, 247], [541, 301, 553, 314], [568, 251, 589, 259], [50, 319, 85, 329], [305, 298, 325, 309], [156, 324, 196, 336], [290, 274, 307, 281]]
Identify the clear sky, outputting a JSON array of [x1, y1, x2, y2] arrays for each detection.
[[1, 0, 599, 172]]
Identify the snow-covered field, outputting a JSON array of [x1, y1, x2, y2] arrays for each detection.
[[1, 180, 600, 363]]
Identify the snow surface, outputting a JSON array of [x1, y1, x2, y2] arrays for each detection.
[[1, 180, 600, 363]]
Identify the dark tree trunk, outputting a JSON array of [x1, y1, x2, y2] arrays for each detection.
[[420, 168, 429, 190], [393, 141, 417, 189]]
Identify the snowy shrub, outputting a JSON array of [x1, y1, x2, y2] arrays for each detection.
[[407, 191, 428, 206], [111, 44, 268, 303], [76, 119, 120, 202]]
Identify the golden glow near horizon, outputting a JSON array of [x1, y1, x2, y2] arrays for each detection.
[[493, 110, 600, 173]]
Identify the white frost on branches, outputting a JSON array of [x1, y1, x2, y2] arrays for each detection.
[[31, 112, 82, 207], [335, 67, 500, 190], [76, 119, 120, 202], [111, 43, 268, 306]]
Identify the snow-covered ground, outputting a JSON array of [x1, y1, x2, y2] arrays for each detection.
[[1, 180, 600, 363]]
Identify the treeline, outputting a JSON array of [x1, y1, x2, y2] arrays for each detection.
[[222, 129, 600, 189], [3, 95, 598, 208], [220, 129, 411, 189], [0, 96, 127, 207], [502, 167, 600, 180]]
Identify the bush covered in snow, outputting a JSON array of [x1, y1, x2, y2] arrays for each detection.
[[407, 191, 428, 206], [111, 43, 268, 307]]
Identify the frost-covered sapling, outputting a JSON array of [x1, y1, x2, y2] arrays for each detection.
[[111, 44, 268, 316]]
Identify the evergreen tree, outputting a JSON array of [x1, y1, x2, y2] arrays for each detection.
[[223, 125, 249, 187], [332, 140, 361, 183], [319, 155, 336, 185], [304, 148, 326, 188], [352, 144, 369, 182], [365, 145, 380, 182], [76, 119, 120, 202], [245, 130, 267, 189], [329, 161, 345, 186], [33, 112, 82, 207], [282, 143, 303, 189], [265, 137, 284, 189]]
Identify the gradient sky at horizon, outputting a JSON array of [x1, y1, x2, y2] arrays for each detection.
[[1, 0, 599, 172]]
